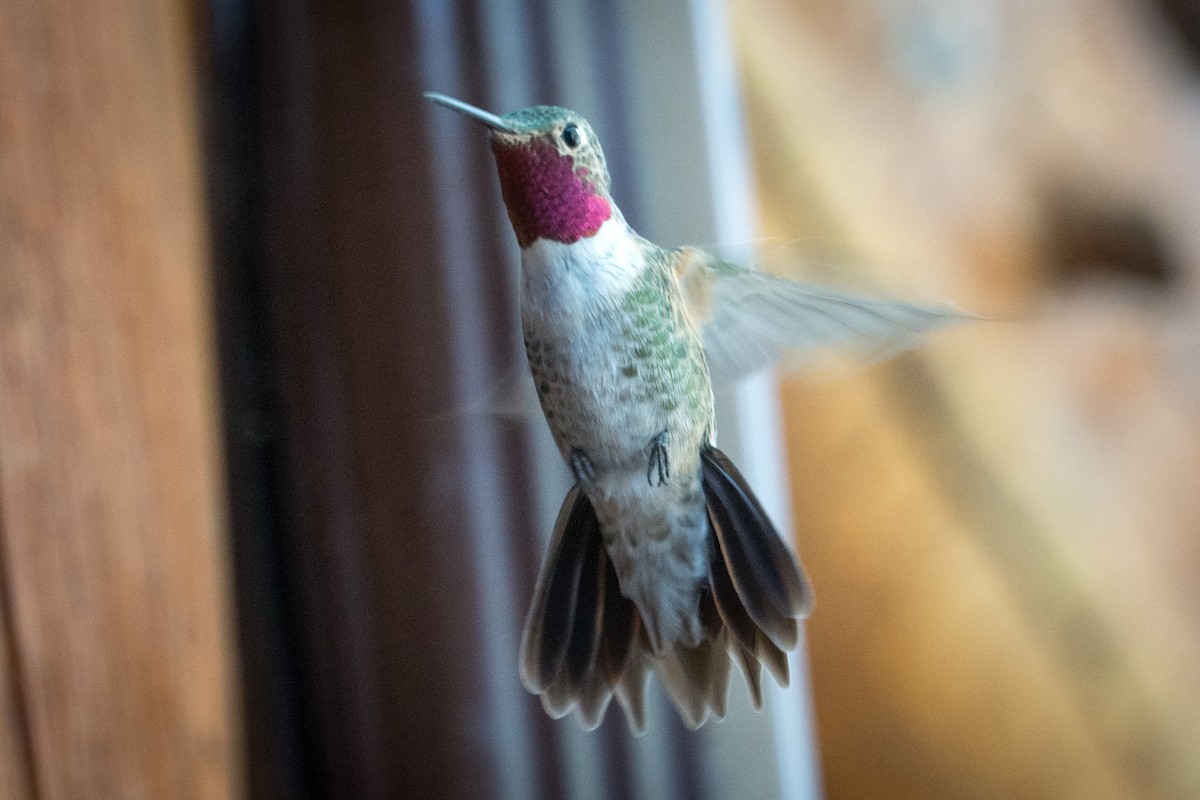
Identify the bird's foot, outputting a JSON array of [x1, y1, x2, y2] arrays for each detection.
[[569, 447, 596, 490], [647, 429, 670, 487]]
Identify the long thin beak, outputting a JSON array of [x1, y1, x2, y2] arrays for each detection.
[[424, 92, 516, 133]]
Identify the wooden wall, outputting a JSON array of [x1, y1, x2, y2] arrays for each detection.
[[0, 0, 243, 797]]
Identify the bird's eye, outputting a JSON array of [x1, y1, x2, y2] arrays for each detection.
[[561, 123, 581, 149]]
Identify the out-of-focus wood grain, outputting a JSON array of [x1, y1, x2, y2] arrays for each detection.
[[0, 596, 34, 800], [730, 0, 1200, 798], [0, 0, 243, 798]]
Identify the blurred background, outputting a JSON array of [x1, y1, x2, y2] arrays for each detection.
[[2, 0, 1199, 799], [732, 2, 1200, 798]]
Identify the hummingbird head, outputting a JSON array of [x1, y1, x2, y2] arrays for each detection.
[[425, 93, 613, 248]]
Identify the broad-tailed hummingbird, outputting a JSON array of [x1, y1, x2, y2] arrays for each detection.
[[425, 92, 958, 732]]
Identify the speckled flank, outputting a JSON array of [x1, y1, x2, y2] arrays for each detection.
[[523, 244, 716, 651]]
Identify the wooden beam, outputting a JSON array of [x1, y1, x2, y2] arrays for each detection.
[[0, 0, 243, 797], [0, 587, 34, 800]]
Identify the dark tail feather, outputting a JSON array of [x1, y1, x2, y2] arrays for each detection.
[[519, 485, 596, 698], [520, 485, 651, 732], [702, 447, 812, 648], [701, 446, 811, 701], [708, 523, 759, 652], [596, 556, 638, 684], [520, 446, 812, 732]]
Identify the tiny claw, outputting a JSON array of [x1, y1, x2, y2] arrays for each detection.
[[647, 429, 669, 487], [570, 448, 596, 489]]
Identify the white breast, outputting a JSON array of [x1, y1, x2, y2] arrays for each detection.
[[519, 216, 645, 323]]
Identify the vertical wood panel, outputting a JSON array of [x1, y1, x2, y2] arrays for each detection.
[[0, 0, 243, 797], [0, 588, 34, 800]]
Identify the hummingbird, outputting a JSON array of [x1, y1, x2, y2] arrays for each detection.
[[425, 92, 959, 733]]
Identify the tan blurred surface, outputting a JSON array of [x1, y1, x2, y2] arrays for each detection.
[[0, 0, 243, 797], [731, 0, 1200, 797], [0, 607, 33, 800]]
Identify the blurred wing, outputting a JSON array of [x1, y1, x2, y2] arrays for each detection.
[[672, 247, 967, 381]]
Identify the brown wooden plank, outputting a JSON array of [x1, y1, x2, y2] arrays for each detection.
[[0, 583, 34, 800], [0, 0, 243, 798]]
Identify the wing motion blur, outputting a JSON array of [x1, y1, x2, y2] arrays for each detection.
[[671, 246, 967, 381]]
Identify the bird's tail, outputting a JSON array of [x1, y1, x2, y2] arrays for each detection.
[[518, 446, 813, 733]]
